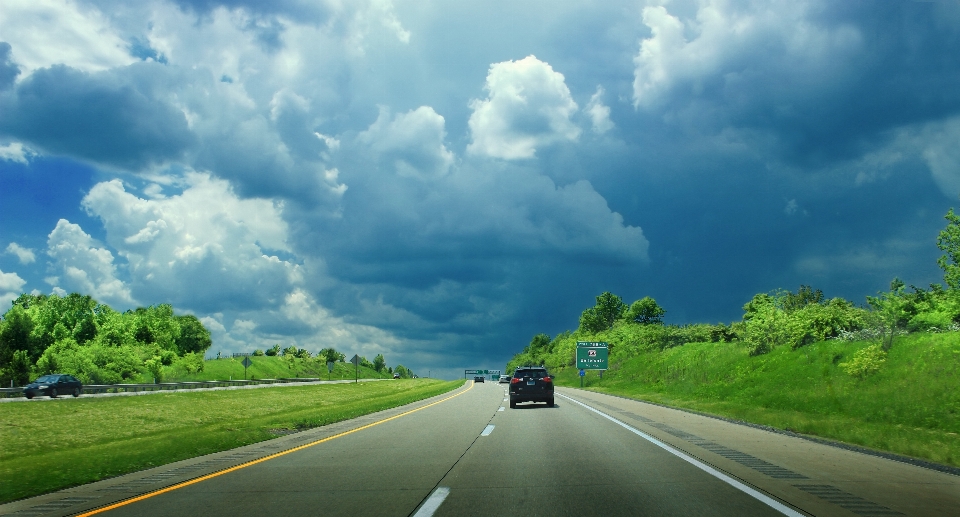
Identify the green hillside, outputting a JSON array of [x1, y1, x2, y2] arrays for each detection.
[[552, 332, 960, 467]]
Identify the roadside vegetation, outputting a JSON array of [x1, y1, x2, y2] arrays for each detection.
[[508, 204, 960, 467], [0, 294, 416, 387], [0, 379, 461, 503]]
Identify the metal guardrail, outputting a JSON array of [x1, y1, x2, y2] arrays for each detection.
[[0, 377, 331, 398]]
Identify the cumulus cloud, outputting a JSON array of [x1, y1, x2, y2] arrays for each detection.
[[5, 243, 36, 264], [467, 55, 581, 159], [0, 42, 20, 90], [46, 219, 135, 307], [80, 173, 299, 312], [585, 86, 613, 134], [0, 142, 34, 164], [0, 0, 135, 75], [358, 106, 455, 178], [0, 268, 26, 310]]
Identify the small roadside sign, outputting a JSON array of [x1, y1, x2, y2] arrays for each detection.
[[350, 355, 360, 383], [241, 356, 252, 380]]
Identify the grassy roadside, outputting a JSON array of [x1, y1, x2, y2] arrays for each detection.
[[558, 332, 960, 467], [0, 379, 462, 503]]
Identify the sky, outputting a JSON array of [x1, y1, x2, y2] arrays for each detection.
[[1, 0, 959, 379]]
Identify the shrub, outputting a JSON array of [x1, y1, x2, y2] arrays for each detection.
[[839, 344, 887, 378]]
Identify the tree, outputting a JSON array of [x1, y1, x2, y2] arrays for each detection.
[[266, 344, 281, 356], [867, 278, 910, 351], [282, 345, 298, 357], [938, 206, 960, 289], [782, 285, 824, 313], [174, 315, 212, 355], [579, 292, 627, 333], [373, 354, 386, 372], [625, 297, 665, 325]]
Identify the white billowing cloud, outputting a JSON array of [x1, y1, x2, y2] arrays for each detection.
[[46, 219, 135, 307], [0, 268, 26, 310], [467, 55, 581, 159], [0, 0, 135, 75], [358, 106, 455, 178], [5, 243, 36, 264], [632, 1, 862, 109], [585, 86, 613, 134], [80, 172, 299, 311], [279, 288, 402, 357], [917, 117, 960, 199], [0, 142, 34, 164]]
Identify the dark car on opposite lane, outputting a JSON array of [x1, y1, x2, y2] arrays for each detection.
[[23, 374, 83, 399], [509, 367, 553, 408], [474, 376, 485, 383]]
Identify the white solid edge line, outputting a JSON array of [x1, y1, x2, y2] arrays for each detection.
[[557, 393, 807, 517], [481, 424, 495, 436], [413, 486, 450, 517]]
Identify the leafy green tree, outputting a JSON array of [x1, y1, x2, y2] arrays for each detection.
[[319, 347, 344, 363], [6, 350, 32, 386], [295, 348, 311, 359], [937, 206, 960, 289], [373, 353, 386, 372], [867, 279, 910, 351], [266, 344, 281, 356], [174, 315, 212, 355], [782, 285, 824, 313], [579, 292, 627, 333], [253, 349, 265, 356], [282, 345, 298, 357], [625, 297, 665, 325]]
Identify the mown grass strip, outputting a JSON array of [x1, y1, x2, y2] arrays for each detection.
[[0, 379, 461, 503]]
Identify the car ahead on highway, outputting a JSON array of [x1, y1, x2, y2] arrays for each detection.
[[23, 374, 83, 399], [474, 376, 484, 383], [509, 367, 553, 408], [499, 375, 510, 383]]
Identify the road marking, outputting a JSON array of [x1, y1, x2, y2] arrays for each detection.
[[558, 393, 806, 517], [76, 382, 475, 516], [481, 424, 495, 436], [503, 398, 508, 401], [412, 486, 450, 517], [498, 406, 504, 411]]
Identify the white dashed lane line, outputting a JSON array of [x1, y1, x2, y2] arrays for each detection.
[[412, 487, 450, 517], [481, 425, 495, 436]]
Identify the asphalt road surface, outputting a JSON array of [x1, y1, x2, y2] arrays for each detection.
[[3, 381, 958, 517]]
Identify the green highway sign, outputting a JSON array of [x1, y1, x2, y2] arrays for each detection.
[[576, 341, 608, 370]]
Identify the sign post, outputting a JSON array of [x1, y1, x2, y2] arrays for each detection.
[[241, 356, 252, 380], [350, 354, 360, 383], [327, 361, 334, 381]]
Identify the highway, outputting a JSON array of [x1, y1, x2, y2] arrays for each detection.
[[2, 380, 958, 517]]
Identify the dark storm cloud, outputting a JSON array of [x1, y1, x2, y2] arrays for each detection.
[[0, 63, 195, 170], [631, 0, 960, 167]]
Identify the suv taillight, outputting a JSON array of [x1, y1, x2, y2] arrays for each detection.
[[510, 378, 521, 384], [542, 376, 552, 383]]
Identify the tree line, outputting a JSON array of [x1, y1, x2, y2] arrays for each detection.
[[508, 204, 960, 376], [250, 345, 415, 378], [0, 293, 211, 386]]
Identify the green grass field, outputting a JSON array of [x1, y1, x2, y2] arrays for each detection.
[[559, 332, 960, 467], [0, 379, 462, 503]]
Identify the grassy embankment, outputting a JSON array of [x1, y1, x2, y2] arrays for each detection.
[[561, 332, 960, 467], [0, 379, 462, 503], [159, 355, 390, 383]]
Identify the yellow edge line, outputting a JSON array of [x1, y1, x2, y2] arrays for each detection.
[[75, 381, 473, 517]]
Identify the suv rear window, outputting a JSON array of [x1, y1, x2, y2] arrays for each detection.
[[514, 369, 547, 379]]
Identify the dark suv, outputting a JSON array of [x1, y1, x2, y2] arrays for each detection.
[[509, 367, 553, 408]]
